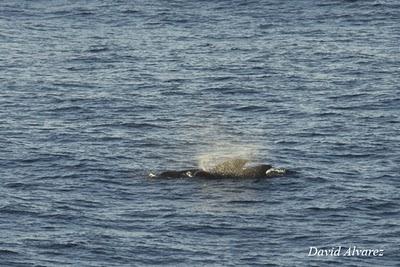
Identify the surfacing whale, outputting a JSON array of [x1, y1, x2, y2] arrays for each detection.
[[149, 158, 287, 179]]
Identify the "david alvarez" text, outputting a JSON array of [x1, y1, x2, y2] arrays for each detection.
[[308, 246, 384, 257]]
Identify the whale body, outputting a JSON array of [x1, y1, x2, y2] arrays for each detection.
[[149, 159, 287, 179]]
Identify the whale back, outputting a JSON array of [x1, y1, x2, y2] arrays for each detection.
[[210, 159, 274, 178], [242, 164, 272, 178], [210, 158, 248, 177]]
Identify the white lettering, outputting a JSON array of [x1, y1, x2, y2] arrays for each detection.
[[378, 249, 384, 256], [308, 246, 384, 257], [308, 247, 318, 256], [343, 247, 351, 256]]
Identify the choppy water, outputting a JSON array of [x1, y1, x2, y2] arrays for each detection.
[[1, 0, 399, 266]]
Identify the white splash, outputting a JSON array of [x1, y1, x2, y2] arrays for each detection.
[[196, 142, 261, 172]]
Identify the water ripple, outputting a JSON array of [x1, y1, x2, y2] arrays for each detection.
[[1, 0, 399, 266]]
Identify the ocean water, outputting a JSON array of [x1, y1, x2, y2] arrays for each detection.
[[1, 0, 399, 266]]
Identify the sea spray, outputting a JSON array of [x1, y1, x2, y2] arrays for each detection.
[[196, 142, 262, 172]]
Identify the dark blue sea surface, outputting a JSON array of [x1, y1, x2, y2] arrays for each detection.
[[1, 0, 399, 266]]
